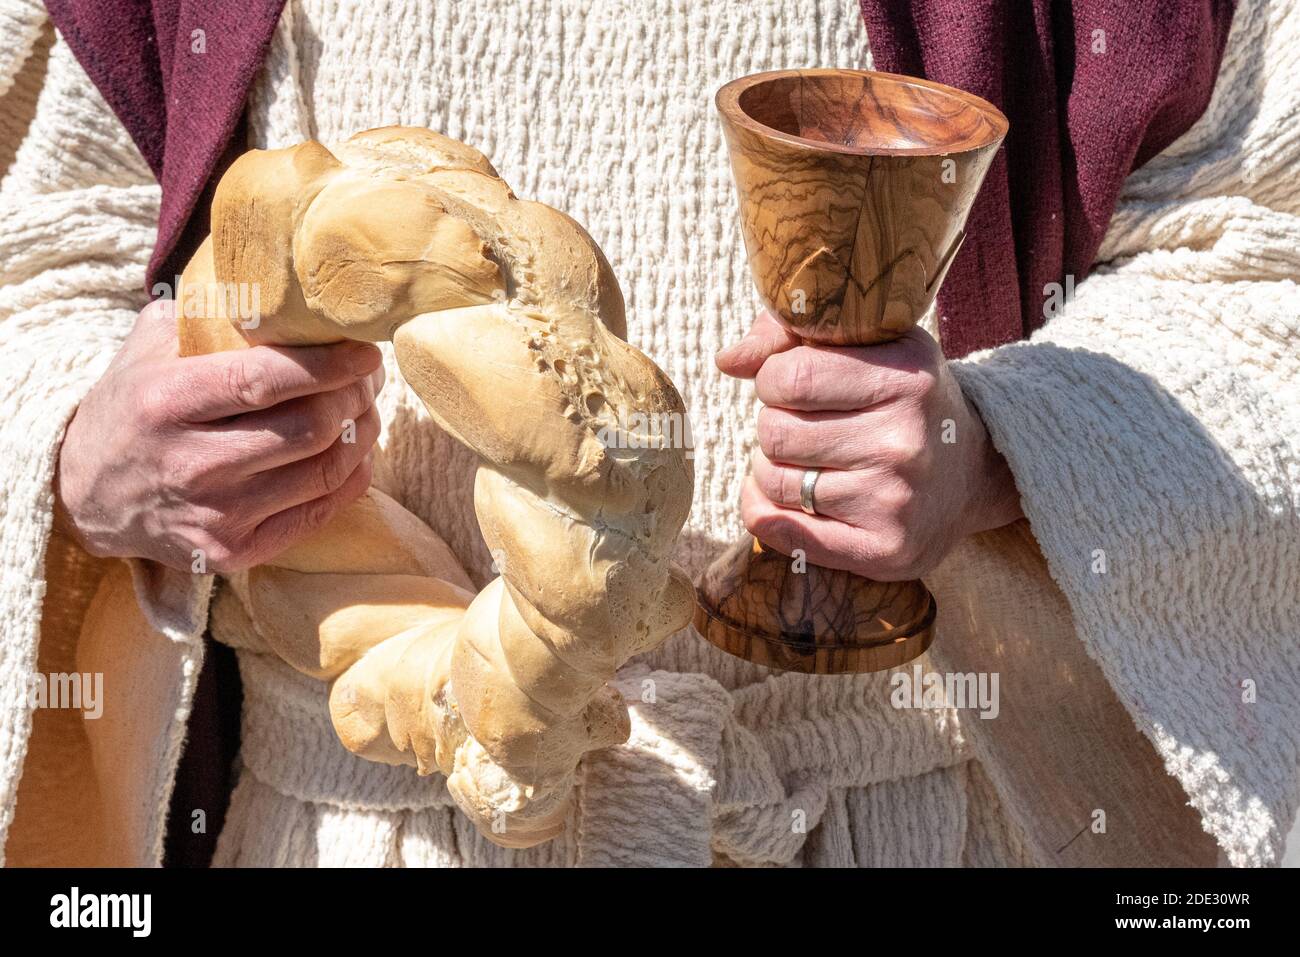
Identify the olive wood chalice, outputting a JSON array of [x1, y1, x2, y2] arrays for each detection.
[[695, 69, 1007, 674]]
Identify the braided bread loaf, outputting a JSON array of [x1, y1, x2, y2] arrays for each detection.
[[178, 127, 696, 847]]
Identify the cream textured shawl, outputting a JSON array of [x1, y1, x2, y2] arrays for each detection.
[[0, 0, 1296, 867]]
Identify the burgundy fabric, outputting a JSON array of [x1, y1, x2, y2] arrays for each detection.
[[859, 0, 1236, 357], [43, 0, 286, 290]]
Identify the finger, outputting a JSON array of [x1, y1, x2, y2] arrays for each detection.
[[206, 373, 381, 472], [739, 476, 867, 572], [165, 340, 383, 421], [750, 448, 867, 523], [715, 310, 801, 379], [757, 404, 913, 470], [247, 449, 376, 565], [740, 477, 912, 581], [237, 405, 381, 519], [754, 338, 936, 412]]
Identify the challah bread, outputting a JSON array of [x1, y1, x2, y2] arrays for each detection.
[[178, 127, 695, 846]]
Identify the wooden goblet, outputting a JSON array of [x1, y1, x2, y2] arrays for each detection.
[[696, 69, 1007, 674]]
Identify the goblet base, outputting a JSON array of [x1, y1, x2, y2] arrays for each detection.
[[694, 534, 935, 674]]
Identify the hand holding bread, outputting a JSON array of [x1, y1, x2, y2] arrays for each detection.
[[55, 300, 384, 572], [178, 127, 695, 846]]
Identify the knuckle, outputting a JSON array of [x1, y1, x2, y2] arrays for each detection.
[[897, 364, 940, 401], [311, 446, 350, 498], [299, 403, 341, 451], [757, 408, 793, 460], [789, 353, 817, 403], [297, 492, 339, 535], [892, 488, 920, 527], [910, 438, 936, 476], [261, 491, 340, 559], [876, 479, 917, 522], [764, 353, 815, 406], [346, 377, 374, 414], [881, 424, 924, 469], [769, 419, 791, 460], [223, 358, 275, 410]]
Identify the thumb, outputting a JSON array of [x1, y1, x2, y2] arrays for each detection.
[[716, 310, 800, 379]]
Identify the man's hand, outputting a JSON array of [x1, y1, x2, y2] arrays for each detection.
[[716, 311, 1023, 581], [55, 300, 384, 573]]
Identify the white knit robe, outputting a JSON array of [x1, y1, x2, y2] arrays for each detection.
[[0, 0, 1296, 867]]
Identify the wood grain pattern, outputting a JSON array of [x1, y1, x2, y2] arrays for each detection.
[[698, 70, 1005, 674], [717, 69, 1005, 344], [695, 536, 934, 674]]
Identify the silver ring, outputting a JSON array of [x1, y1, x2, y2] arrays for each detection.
[[799, 468, 821, 516]]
